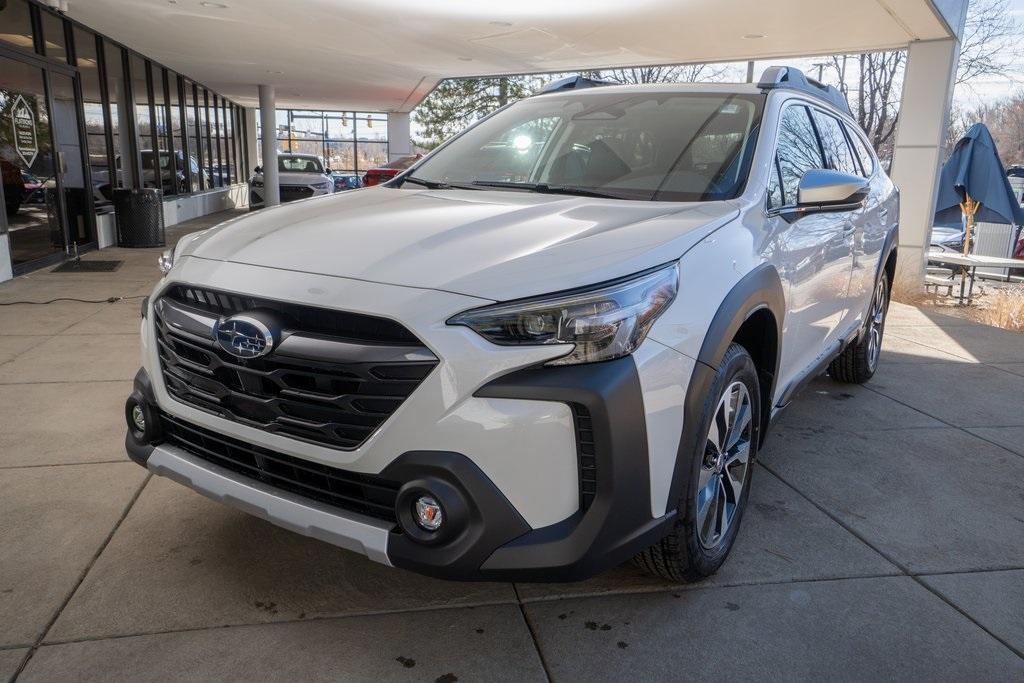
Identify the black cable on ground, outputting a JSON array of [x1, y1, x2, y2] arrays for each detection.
[[0, 295, 147, 306]]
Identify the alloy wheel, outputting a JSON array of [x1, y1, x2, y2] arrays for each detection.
[[697, 381, 753, 549], [866, 276, 888, 372]]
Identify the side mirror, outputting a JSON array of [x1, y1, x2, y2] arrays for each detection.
[[325, 168, 333, 175], [253, 165, 262, 174], [796, 169, 869, 212]]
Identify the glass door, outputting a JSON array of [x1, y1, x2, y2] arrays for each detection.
[[48, 71, 91, 253], [1, 56, 67, 268]]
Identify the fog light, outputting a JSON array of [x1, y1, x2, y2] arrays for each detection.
[[413, 495, 443, 532], [131, 404, 146, 432]]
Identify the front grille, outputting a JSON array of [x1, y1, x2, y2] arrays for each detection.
[[280, 185, 314, 201], [164, 285, 419, 345], [571, 404, 597, 511], [160, 413, 400, 523], [155, 286, 437, 450]]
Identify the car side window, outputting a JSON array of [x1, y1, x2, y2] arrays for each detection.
[[844, 123, 876, 177], [775, 104, 824, 206], [811, 110, 859, 177]]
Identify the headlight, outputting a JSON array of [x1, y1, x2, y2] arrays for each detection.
[[312, 181, 330, 189], [448, 262, 678, 365], [158, 248, 174, 275]]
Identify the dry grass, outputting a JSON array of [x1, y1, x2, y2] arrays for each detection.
[[976, 287, 1024, 332]]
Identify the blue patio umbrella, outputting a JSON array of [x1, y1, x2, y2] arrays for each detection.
[[933, 124, 1024, 248]]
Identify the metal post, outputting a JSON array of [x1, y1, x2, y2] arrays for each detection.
[[258, 84, 280, 207]]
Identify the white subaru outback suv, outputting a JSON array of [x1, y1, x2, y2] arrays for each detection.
[[126, 67, 898, 582]]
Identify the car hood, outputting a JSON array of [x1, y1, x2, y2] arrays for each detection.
[[181, 187, 739, 301]]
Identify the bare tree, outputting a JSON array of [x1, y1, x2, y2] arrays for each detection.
[[955, 0, 1019, 87], [821, 0, 1019, 167], [825, 52, 905, 166], [592, 63, 733, 85]]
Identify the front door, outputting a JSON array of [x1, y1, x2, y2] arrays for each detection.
[[1, 54, 89, 272], [768, 102, 855, 396]]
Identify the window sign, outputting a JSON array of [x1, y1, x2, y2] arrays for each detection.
[[12, 94, 39, 167]]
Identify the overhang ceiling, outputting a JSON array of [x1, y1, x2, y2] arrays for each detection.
[[65, 0, 957, 112]]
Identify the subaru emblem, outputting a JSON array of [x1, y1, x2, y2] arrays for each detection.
[[215, 315, 274, 359]]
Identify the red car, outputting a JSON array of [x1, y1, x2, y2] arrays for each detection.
[[362, 154, 422, 186]]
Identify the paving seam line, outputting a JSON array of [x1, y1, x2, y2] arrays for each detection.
[[511, 583, 554, 683]]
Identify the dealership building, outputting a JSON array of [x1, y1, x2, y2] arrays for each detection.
[[1, 0, 968, 286]]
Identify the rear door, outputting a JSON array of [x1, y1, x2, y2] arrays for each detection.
[[809, 108, 867, 333]]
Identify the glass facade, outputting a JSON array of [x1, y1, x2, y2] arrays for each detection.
[[0, 0, 249, 274], [258, 109, 389, 176]]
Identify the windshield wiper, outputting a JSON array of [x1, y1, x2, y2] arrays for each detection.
[[401, 176, 484, 191], [470, 180, 629, 200], [401, 175, 450, 189]]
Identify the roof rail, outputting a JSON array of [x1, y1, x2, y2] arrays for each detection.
[[537, 75, 615, 95], [757, 66, 852, 117]]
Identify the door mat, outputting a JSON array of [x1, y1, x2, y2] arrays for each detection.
[[51, 260, 123, 273]]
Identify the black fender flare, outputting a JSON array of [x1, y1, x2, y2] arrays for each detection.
[[854, 223, 899, 342], [664, 263, 785, 515]]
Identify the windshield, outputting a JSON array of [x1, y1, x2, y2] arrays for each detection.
[[407, 91, 764, 202], [279, 156, 324, 174]]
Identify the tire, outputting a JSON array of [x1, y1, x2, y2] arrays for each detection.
[[634, 343, 760, 582], [829, 271, 889, 384]]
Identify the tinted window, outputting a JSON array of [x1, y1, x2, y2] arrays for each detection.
[[811, 110, 859, 176], [845, 124, 875, 176], [775, 105, 823, 206], [279, 156, 323, 173], [0, 0, 35, 56]]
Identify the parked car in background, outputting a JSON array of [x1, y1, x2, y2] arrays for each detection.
[[331, 172, 362, 192], [930, 225, 965, 252], [249, 153, 335, 209], [362, 153, 422, 186], [129, 67, 898, 584]]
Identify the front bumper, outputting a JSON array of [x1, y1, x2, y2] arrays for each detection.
[[127, 353, 677, 582], [249, 184, 332, 207]]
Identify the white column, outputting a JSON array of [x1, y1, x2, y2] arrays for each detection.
[[244, 107, 258, 173], [387, 112, 412, 161], [889, 8, 967, 290], [0, 234, 13, 283], [258, 85, 280, 207]]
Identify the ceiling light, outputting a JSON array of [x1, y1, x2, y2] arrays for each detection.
[[743, 33, 766, 39], [200, 1, 228, 7], [457, 56, 473, 61], [266, 70, 283, 75]]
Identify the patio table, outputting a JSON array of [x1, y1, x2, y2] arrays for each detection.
[[927, 251, 1024, 305]]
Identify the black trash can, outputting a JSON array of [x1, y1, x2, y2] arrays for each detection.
[[113, 188, 165, 248]]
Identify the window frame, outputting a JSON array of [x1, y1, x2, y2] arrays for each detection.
[[766, 99, 828, 214], [843, 122, 878, 178]]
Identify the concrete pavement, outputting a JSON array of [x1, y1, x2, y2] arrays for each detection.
[[1, 210, 1022, 680]]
